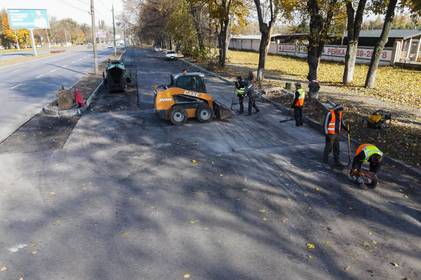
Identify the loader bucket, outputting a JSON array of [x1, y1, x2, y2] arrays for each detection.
[[213, 101, 233, 120]]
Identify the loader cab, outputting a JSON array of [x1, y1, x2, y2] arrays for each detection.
[[169, 72, 207, 93]]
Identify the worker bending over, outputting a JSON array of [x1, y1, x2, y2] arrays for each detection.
[[291, 82, 305, 126], [350, 144, 383, 177], [323, 105, 349, 167], [235, 76, 246, 114]]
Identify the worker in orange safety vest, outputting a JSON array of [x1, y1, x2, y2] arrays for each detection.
[[323, 105, 349, 167], [291, 82, 305, 126]]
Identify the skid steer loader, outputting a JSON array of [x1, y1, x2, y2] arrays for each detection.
[[154, 72, 233, 125]]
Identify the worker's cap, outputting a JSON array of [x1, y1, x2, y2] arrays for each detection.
[[295, 82, 302, 87]]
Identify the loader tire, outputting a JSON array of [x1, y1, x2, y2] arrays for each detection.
[[196, 105, 213, 123], [169, 106, 187, 126]]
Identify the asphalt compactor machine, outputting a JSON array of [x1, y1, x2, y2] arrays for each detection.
[[154, 72, 233, 125]]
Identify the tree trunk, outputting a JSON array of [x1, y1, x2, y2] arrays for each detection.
[[343, 41, 358, 83], [343, 0, 367, 84], [218, 18, 229, 67], [365, 0, 398, 88], [189, 4, 205, 53], [257, 25, 271, 81]]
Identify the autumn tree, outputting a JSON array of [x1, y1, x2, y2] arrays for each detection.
[[208, 0, 247, 67], [342, 0, 367, 85], [307, 0, 342, 81], [0, 9, 31, 48], [364, 0, 398, 88], [253, 0, 281, 80]]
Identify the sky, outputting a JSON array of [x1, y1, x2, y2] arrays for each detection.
[[0, 0, 124, 26]]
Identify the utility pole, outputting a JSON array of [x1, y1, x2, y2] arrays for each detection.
[[112, 4, 116, 56], [90, 0, 98, 74]]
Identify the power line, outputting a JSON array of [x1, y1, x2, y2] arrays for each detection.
[[61, 0, 90, 14]]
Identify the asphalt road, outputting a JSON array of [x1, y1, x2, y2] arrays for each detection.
[[0, 47, 113, 142], [0, 48, 419, 280]]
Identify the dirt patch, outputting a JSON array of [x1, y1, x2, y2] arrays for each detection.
[[0, 114, 79, 153]]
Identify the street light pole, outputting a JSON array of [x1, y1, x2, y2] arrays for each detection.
[[112, 4, 116, 57], [90, 0, 98, 74]]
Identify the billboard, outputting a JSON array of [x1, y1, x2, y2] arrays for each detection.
[[7, 9, 49, 29]]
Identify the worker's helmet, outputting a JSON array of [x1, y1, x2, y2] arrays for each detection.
[[295, 82, 301, 88]]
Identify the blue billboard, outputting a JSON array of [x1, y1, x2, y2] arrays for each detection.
[[7, 9, 49, 29]]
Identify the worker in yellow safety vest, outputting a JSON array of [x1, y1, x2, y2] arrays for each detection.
[[350, 144, 383, 176], [291, 82, 305, 126], [235, 76, 246, 114], [323, 105, 349, 167]]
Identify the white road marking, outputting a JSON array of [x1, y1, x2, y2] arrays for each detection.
[[10, 83, 23, 89], [35, 74, 44, 79]]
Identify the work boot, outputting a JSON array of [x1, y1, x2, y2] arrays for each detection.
[[334, 161, 345, 169]]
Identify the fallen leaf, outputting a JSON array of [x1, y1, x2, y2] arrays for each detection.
[[262, 217, 268, 221], [0, 266, 7, 272], [390, 262, 399, 267], [189, 219, 198, 224], [306, 242, 316, 250], [259, 209, 266, 213], [315, 187, 321, 192], [191, 160, 197, 164], [120, 231, 129, 238], [49, 192, 56, 196], [344, 266, 351, 271], [219, 174, 223, 177], [31, 250, 38, 255], [183, 273, 191, 279]]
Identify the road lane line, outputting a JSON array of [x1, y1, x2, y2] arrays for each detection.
[[10, 83, 23, 89]]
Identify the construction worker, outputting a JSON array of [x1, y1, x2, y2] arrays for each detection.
[[350, 144, 383, 177], [246, 71, 259, 115], [323, 105, 349, 167], [235, 76, 246, 114], [291, 82, 305, 126]]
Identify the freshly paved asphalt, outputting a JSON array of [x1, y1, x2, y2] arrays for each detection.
[[0, 46, 113, 143], [0, 48, 419, 280]]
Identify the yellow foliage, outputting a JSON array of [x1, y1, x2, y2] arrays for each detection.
[[227, 50, 421, 108]]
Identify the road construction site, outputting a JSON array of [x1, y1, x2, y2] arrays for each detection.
[[0, 48, 420, 280]]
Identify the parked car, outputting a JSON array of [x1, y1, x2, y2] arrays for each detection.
[[107, 44, 114, 48], [154, 47, 162, 52], [165, 50, 177, 60]]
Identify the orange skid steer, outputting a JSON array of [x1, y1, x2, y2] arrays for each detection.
[[154, 72, 233, 125]]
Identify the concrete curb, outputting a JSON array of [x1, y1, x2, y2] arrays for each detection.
[[42, 49, 127, 118], [181, 58, 421, 179]]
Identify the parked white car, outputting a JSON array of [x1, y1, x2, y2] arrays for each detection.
[[154, 47, 162, 52], [165, 50, 177, 60]]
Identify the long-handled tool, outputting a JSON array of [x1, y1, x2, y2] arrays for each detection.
[[346, 123, 352, 167], [279, 118, 294, 123]]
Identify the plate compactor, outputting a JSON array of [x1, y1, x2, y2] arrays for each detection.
[[154, 72, 233, 125]]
